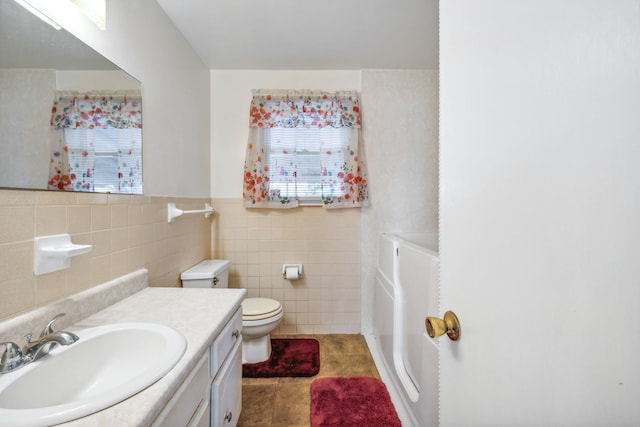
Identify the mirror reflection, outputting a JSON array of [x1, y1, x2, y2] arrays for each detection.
[[0, 0, 143, 194]]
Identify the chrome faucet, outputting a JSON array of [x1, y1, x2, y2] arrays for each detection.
[[0, 313, 79, 374]]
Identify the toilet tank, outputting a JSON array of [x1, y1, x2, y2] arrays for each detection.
[[181, 260, 230, 288]]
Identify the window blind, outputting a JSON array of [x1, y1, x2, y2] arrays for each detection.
[[265, 127, 349, 200], [63, 127, 142, 193]]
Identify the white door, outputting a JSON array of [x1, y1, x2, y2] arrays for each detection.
[[438, 1, 640, 426]]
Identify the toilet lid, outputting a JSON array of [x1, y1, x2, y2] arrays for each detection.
[[180, 260, 230, 280], [242, 297, 282, 321]]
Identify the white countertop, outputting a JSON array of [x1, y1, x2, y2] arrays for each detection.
[[0, 269, 246, 426], [58, 286, 246, 426]]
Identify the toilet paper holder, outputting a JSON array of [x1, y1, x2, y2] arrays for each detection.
[[282, 264, 303, 280]]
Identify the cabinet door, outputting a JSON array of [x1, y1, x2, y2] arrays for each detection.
[[211, 340, 242, 427], [152, 353, 210, 427], [189, 399, 211, 427], [211, 308, 242, 374]]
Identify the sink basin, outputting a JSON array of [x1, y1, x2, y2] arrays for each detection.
[[0, 322, 187, 427]]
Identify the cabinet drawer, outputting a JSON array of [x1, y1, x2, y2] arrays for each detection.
[[152, 353, 210, 427], [211, 339, 242, 427], [188, 398, 210, 427], [210, 307, 242, 375]]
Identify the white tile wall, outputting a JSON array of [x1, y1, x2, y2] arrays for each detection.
[[212, 198, 361, 334]]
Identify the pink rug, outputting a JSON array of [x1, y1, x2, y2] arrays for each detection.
[[310, 377, 401, 427]]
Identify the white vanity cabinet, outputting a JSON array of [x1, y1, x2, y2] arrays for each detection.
[[152, 307, 242, 427]]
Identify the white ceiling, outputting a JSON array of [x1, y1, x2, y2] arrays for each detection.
[[156, 0, 439, 70]]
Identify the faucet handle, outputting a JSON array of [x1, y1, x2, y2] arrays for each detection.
[[40, 313, 67, 338], [0, 342, 24, 373]]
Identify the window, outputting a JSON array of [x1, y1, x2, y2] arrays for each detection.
[[48, 91, 143, 193], [265, 127, 351, 203], [244, 90, 368, 209], [60, 127, 142, 193]]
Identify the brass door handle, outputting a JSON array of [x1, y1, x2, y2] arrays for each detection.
[[425, 311, 461, 341]]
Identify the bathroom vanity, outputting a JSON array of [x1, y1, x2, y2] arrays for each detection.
[[152, 307, 243, 427], [0, 269, 246, 427]]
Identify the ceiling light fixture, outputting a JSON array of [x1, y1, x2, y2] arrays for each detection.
[[68, 0, 106, 30], [13, 0, 62, 30]]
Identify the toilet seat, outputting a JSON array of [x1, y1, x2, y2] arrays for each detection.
[[242, 297, 282, 321]]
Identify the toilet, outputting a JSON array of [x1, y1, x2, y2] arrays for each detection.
[[180, 260, 284, 364]]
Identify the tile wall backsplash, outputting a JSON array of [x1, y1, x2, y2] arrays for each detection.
[[0, 189, 211, 321], [211, 198, 361, 334]]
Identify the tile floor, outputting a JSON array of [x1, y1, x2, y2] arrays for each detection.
[[237, 334, 381, 427]]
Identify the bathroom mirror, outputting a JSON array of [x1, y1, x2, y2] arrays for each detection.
[[0, 0, 143, 194]]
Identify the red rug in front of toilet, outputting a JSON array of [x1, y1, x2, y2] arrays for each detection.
[[310, 377, 401, 427], [242, 338, 320, 377]]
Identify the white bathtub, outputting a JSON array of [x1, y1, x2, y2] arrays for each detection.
[[367, 233, 440, 427]]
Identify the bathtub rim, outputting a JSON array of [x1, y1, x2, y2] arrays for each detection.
[[382, 232, 439, 256]]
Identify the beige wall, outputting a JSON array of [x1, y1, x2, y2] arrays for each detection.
[[0, 189, 211, 321], [212, 199, 361, 334]]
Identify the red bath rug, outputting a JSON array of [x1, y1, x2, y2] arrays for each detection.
[[310, 377, 401, 427], [242, 338, 320, 378]]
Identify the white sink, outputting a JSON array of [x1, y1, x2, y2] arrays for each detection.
[[0, 322, 187, 427]]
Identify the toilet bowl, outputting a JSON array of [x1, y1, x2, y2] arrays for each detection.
[[241, 297, 284, 363], [180, 260, 284, 364]]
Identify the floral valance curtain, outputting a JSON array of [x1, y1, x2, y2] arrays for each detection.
[[50, 90, 142, 129], [244, 90, 369, 209], [249, 90, 361, 129]]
